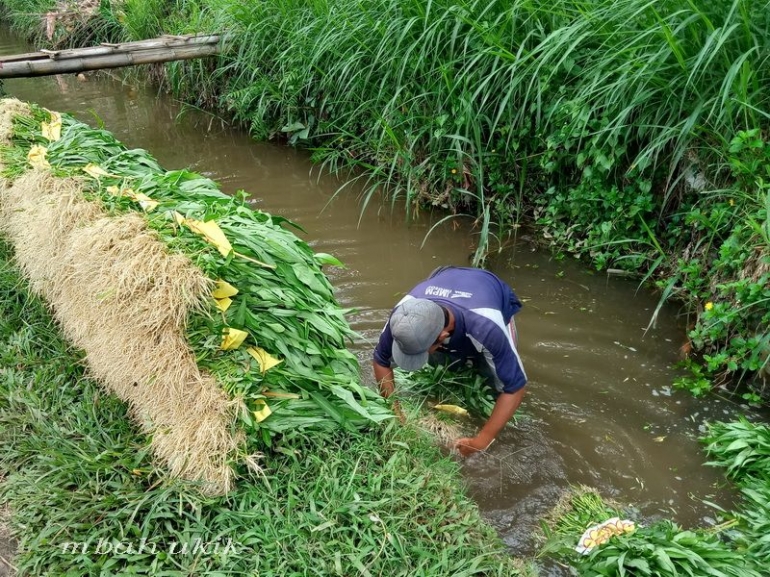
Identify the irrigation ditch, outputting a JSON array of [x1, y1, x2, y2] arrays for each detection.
[[0, 2, 766, 575]]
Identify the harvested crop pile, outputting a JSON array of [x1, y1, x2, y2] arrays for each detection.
[[0, 98, 390, 494]]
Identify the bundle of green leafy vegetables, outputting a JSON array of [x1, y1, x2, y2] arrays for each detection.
[[3, 104, 391, 452]]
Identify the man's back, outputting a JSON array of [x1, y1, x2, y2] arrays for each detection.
[[408, 266, 521, 322]]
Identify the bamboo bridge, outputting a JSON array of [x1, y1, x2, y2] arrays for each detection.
[[0, 34, 221, 79]]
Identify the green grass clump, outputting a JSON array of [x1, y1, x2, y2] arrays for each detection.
[[0, 237, 524, 575], [703, 418, 770, 564], [538, 486, 762, 577], [395, 365, 497, 419], [535, 422, 770, 574]]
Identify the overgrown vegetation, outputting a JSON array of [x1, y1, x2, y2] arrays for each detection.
[[1, 0, 768, 398], [703, 417, 770, 564], [0, 153, 525, 573], [539, 485, 763, 576], [533, 418, 770, 575], [0, 3, 767, 573]]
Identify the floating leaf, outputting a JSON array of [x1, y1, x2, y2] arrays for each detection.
[[314, 253, 345, 267]]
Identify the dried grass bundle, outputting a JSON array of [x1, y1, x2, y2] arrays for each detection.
[[0, 99, 30, 144], [415, 413, 469, 449]]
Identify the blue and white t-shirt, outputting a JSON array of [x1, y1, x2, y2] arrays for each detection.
[[374, 267, 527, 393]]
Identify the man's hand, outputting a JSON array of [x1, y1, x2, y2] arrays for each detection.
[[373, 362, 395, 398], [454, 389, 526, 457], [454, 435, 493, 457]]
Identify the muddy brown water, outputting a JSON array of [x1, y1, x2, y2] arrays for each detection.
[[0, 27, 750, 570]]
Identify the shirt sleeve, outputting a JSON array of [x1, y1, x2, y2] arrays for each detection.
[[373, 321, 394, 368]]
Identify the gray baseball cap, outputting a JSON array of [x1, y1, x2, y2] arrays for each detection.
[[390, 298, 445, 371]]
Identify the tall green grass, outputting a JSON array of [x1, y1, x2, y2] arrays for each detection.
[[209, 0, 768, 210]]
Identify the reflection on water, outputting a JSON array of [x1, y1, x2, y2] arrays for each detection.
[[0, 26, 748, 563]]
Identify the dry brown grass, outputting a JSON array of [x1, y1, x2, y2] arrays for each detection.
[[0, 99, 30, 146], [0, 99, 242, 494], [414, 412, 469, 450]]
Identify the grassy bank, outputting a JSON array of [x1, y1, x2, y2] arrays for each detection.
[[535, 416, 770, 576], [1, 0, 768, 398], [0, 242, 527, 575]]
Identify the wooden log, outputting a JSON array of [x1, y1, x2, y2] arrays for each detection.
[[0, 44, 220, 78], [0, 35, 220, 63], [0, 34, 221, 78]]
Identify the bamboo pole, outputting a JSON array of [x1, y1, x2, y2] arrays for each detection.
[[0, 35, 221, 78]]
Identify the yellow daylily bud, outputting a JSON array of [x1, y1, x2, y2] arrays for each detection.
[[213, 297, 233, 312], [41, 112, 62, 142], [83, 163, 114, 179], [181, 217, 233, 258], [133, 192, 158, 212], [246, 347, 283, 373], [433, 404, 469, 417], [253, 399, 272, 422], [212, 280, 239, 299], [263, 391, 301, 399], [221, 327, 249, 350], [27, 145, 50, 169]]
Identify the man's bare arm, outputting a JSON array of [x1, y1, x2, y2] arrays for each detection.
[[373, 361, 395, 397]]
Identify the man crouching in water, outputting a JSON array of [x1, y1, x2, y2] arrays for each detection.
[[373, 266, 527, 457]]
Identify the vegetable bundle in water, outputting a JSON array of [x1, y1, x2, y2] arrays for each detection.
[[0, 99, 391, 494]]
